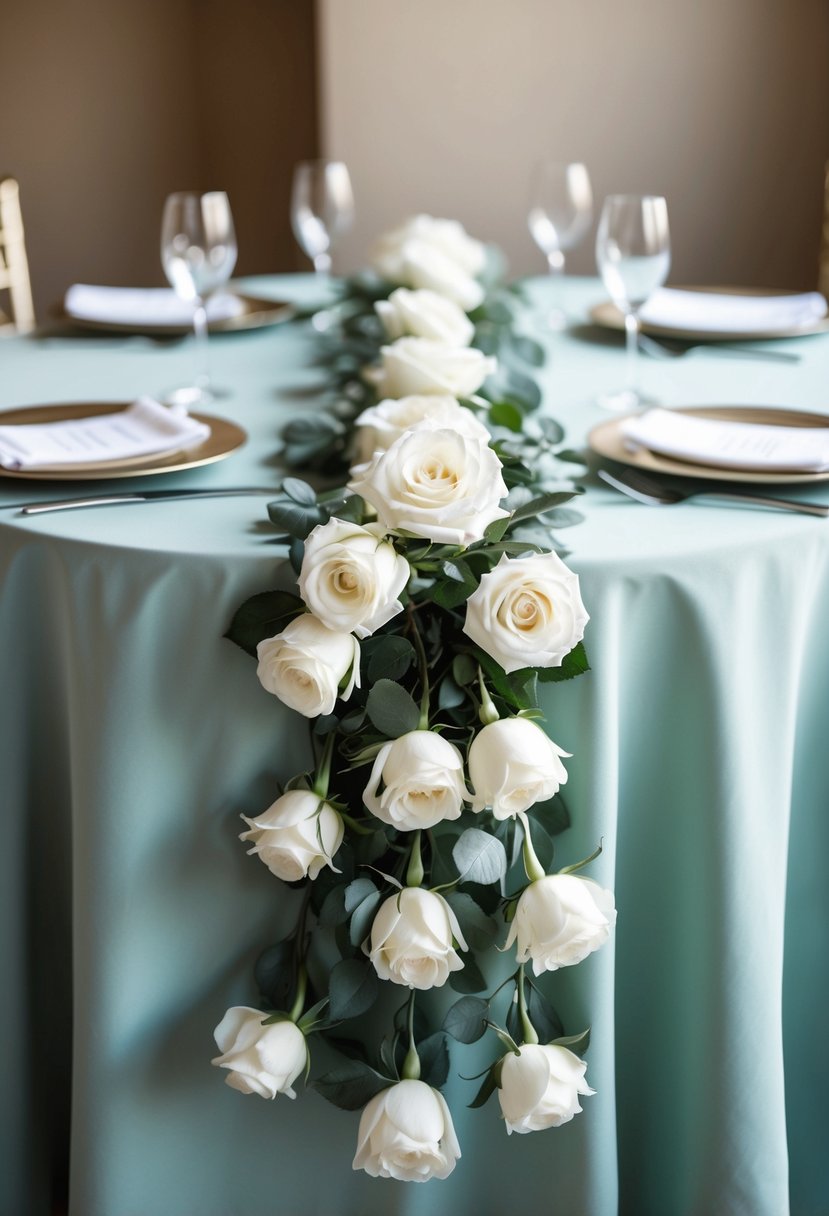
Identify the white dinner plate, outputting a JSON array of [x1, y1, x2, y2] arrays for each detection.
[[590, 287, 829, 342], [588, 405, 829, 485], [61, 292, 294, 336], [0, 403, 247, 480]]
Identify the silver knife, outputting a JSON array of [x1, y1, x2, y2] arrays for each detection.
[[10, 487, 278, 516]]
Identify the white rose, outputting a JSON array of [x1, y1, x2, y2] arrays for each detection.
[[256, 614, 360, 717], [348, 427, 508, 547], [239, 789, 344, 882], [468, 717, 570, 819], [498, 1044, 594, 1134], [298, 517, 409, 639], [211, 1007, 307, 1099], [367, 887, 467, 989], [352, 394, 490, 465], [504, 874, 617, 975], [371, 214, 486, 280], [353, 1079, 461, 1182], [375, 287, 475, 345], [363, 730, 468, 831], [400, 240, 486, 311], [367, 338, 495, 399], [463, 552, 589, 674]]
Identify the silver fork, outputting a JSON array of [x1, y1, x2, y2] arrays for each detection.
[[638, 332, 800, 364], [598, 466, 829, 517]]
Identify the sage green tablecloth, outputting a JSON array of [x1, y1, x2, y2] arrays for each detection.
[[2, 278, 828, 1216]]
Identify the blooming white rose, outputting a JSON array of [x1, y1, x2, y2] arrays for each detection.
[[375, 287, 475, 346], [372, 214, 486, 277], [363, 730, 468, 830], [463, 552, 589, 674], [256, 614, 360, 717], [401, 240, 485, 311], [348, 427, 508, 547], [367, 887, 467, 989], [505, 874, 617, 975], [353, 1079, 461, 1182], [468, 717, 570, 819], [352, 394, 490, 465], [498, 1044, 594, 1134], [298, 517, 409, 638], [211, 1007, 307, 1099], [239, 789, 344, 882], [367, 338, 496, 399]]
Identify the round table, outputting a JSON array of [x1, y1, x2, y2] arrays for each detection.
[[2, 277, 827, 1216]]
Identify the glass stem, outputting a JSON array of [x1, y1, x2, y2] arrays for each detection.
[[547, 250, 566, 331], [313, 252, 332, 275], [193, 297, 210, 394], [624, 311, 640, 397]]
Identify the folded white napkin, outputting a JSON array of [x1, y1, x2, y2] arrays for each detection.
[[638, 288, 827, 334], [64, 284, 245, 327], [0, 397, 211, 470], [621, 408, 829, 473]]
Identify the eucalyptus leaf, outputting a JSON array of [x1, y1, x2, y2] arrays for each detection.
[[509, 491, 581, 525], [443, 995, 490, 1044], [453, 828, 507, 886], [452, 653, 478, 686], [348, 891, 381, 948], [507, 334, 546, 368], [366, 679, 421, 738], [267, 498, 327, 540], [328, 959, 381, 1021], [488, 401, 524, 432], [444, 891, 499, 950], [367, 636, 415, 684], [532, 793, 571, 837], [253, 941, 294, 1009], [438, 675, 465, 711], [343, 877, 377, 914], [448, 955, 487, 994], [418, 1032, 450, 1088], [281, 477, 317, 505], [313, 1060, 392, 1111]]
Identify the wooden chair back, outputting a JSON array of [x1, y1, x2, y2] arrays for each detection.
[[0, 177, 35, 333]]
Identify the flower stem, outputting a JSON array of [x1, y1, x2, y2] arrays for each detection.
[[407, 605, 431, 730], [406, 830, 424, 889], [477, 668, 500, 726], [519, 812, 546, 884], [312, 732, 336, 799], [486, 1021, 522, 1056], [402, 990, 421, 1080], [516, 964, 539, 1045], [288, 964, 308, 1023]]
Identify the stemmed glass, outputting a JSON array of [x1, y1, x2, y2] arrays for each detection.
[[595, 194, 671, 411], [291, 160, 354, 274], [161, 191, 237, 409], [528, 160, 593, 327]]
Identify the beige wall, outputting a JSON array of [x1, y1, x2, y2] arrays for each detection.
[[0, 0, 318, 319], [318, 0, 829, 289]]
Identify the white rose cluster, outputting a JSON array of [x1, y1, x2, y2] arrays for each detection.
[[370, 214, 487, 311]]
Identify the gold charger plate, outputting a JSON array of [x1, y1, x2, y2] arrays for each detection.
[[60, 292, 294, 336], [589, 287, 829, 342], [0, 402, 247, 481], [588, 405, 829, 486]]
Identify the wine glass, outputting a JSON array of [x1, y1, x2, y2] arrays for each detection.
[[595, 194, 671, 411], [291, 160, 354, 275], [528, 160, 593, 328], [161, 191, 237, 409]]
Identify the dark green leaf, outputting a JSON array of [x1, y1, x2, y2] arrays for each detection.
[[254, 941, 294, 1008], [538, 416, 566, 443], [468, 1066, 499, 1108], [444, 891, 499, 950], [453, 828, 507, 886], [532, 793, 571, 837], [367, 636, 415, 684], [438, 675, 465, 711], [443, 995, 490, 1043], [509, 491, 581, 525], [328, 959, 381, 1021], [449, 955, 487, 993], [550, 1027, 591, 1053], [418, 1032, 450, 1088], [483, 515, 511, 543], [488, 401, 524, 432], [452, 653, 478, 686], [366, 679, 421, 738], [313, 1060, 392, 1111], [318, 884, 349, 927], [224, 590, 305, 657], [267, 498, 327, 540], [507, 334, 546, 368], [536, 641, 590, 683]]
